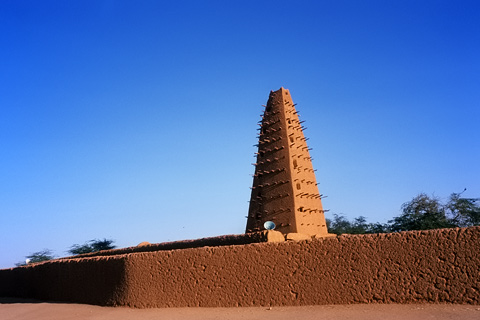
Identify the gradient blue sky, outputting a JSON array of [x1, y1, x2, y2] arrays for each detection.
[[1, 0, 479, 268]]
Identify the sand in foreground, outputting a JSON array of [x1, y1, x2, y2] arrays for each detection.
[[1, 299, 479, 320]]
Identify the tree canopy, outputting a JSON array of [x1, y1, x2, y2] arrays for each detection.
[[68, 238, 116, 255], [326, 214, 390, 235], [15, 249, 54, 266], [327, 191, 479, 235], [446, 192, 480, 227], [389, 193, 454, 232]]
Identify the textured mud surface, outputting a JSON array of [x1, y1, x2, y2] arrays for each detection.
[[247, 88, 331, 236], [1, 227, 479, 308]]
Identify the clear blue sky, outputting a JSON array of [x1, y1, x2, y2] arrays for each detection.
[[1, 0, 479, 268]]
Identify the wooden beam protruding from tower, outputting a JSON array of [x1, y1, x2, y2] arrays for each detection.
[[246, 88, 334, 238]]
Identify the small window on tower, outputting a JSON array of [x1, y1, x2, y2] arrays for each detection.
[[290, 136, 294, 143], [293, 159, 298, 168], [296, 183, 301, 190]]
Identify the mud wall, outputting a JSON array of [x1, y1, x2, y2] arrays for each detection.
[[1, 227, 479, 307], [0, 256, 127, 306]]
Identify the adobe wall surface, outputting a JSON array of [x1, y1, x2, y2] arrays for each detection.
[[0, 256, 127, 306], [1, 227, 479, 307]]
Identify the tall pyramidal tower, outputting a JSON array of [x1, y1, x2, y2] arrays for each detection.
[[246, 88, 332, 237]]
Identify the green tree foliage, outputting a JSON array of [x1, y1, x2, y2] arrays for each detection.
[[326, 214, 390, 235], [15, 249, 55, 266], [326, 214, 352, 235], [446, 192, 480, 227], [367, 222, 391, 234], [349, 216, 370, 234], [389, 193, 454, 232], [327, 191, 480, 235], [68, 238, 116, 255]]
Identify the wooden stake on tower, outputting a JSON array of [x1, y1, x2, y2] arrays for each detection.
[[246, 88, 334, 238]]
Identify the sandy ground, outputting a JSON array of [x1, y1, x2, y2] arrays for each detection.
[[1, 299, 480, 320]]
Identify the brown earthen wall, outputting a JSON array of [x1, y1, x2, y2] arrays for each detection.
[[1, 227, 479, 307], [0, 256, 128, 305]]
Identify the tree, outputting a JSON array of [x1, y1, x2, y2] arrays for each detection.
[[326, 214, 388, 235], [350, 216, 370, 234], [446, 192, 480, 227], [365, 222, 391, 234], [389, 193, 454, 232], [327, 191, 478, 235], [68, 238, 116, 255], [326, 214, 353, 235], [15, 249, 55, 266]]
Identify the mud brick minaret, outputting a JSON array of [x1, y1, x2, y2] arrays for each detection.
[[246, 88, 331, 237]]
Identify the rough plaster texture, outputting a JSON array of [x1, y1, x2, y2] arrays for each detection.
[[247, 88, 331, 237], [0, 256, 127, 306], [1, 227, 479, 307]]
